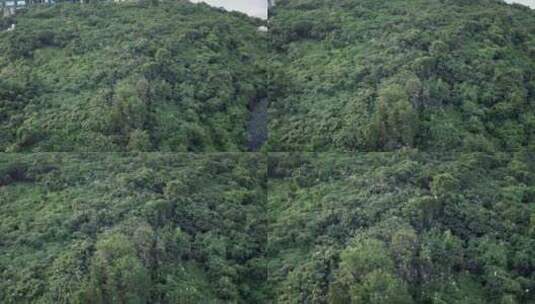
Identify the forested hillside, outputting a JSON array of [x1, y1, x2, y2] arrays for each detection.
[[268, 152, 535, 303], [0, 1, 267, 152], [0, 153, 268, 303], [2, 152, 534, 303], [268, 0, 535, 151], [2, 0, 535, 303]]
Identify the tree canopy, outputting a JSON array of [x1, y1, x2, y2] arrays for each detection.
[[0, 1, 268, 152], [0, 153, 268, 303], [268, 0, 535, 151], [268, 152, 535, 303], [1, 0, 535, 303]]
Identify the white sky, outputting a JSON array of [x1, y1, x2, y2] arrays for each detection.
[[189, 0, 268, 19], [505, 0, 535, 8]]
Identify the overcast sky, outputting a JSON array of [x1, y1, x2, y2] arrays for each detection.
[[505, 0, 535, 8], [190, 0, 268, 19]]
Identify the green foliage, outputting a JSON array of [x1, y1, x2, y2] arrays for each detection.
[[0, 153, 267, 303], [349, 270, 413, 304], [268, 152, 535, 303], [85, 232, 150, 304], [0, 1, 267, 152], [338, 238, 394, 281], [268, 0, 535, 151], [2, 1, 535, 304], [368, 84, 419, 149]]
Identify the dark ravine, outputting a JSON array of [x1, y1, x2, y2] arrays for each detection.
[[247, 98, 268, 151]]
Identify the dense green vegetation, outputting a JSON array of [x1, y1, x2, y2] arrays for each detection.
[[2, 152, 534, 303], [0, 153, 267, 303], [0, 1, 267, 152], [268, 152, 535, 303], [2, 0, 535, 303], [268, 0, 535, 151]]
